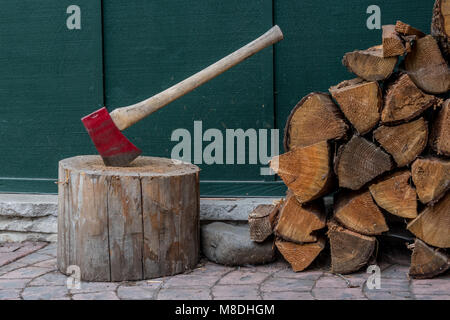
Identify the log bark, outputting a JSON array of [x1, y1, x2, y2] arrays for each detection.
[[57, 155, 200, 281], [329, 78, 381, 134], [395, 21, 426, 38], [274, 192, 326, 243], [327, 220, 376, 274], [381, 73, 440, 125], [407, 192, 450, 248], [283, 93, 348, 151], [335, 135, 394, 190], [369, 170, 418, 219], [275, 238, 326, 272], [382, 25, 406, 57], [270, 141, 334, 203], [248, 204, 277, 243], [411, 157, 450, 204], [409, 238, 450, 279], [430, 99, 450, 156], [374, 117, 428, 167], [405, 35, 450, 94], [431, 0, 450, 59], [334, 189, 389, 235], [342, 45, 398, 81]]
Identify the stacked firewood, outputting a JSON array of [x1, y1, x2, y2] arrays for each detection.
[[249, 2, 450, 279]]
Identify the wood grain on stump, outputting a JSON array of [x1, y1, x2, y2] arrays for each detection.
[[57, 155, 200, 282], [411, 157, 450, 204]]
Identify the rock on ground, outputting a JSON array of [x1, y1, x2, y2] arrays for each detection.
[[201, 222, 275, 266]]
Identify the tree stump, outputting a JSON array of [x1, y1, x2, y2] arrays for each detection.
[[57, 156, 200, 282]]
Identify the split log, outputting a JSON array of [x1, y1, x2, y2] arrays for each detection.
[[270, 141, 334, 203], [395, 21, 426, 38], [283, 93, 348, 150], [431, 0, 450, 59], [335, 135, 394, 190], [369, 170, 417, 219], [274, 193, 326, 243], [334, 189, 388, 235], [342, 45, 398, 81], [409, 238, 450, 279], [381, 73, 440, 125], [382, 25, 406, 57], [275, 238, 326, 272], [430, 99, 450, 156], [374, 118, 428, 167], [329, 78, 381, 134], [411, 157, 450, 204], [57, 155, 200, 281], [407, 192, 450, 248], [405, 35, 450, 94], [248, 204, 278, 243], [327, 220, 376, 274]]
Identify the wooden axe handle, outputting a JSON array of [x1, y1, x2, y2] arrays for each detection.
[[110, 25, 284, 131]]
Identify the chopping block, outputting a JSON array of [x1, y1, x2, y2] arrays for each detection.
[[57, 155, 200, 282]]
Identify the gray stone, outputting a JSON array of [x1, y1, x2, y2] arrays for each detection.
[[201, 222, 275, 266], [0, 194, 57, 218], [0, 215, 57, 234], [0, 231, 56, 243], [200, 198, 277, 221]]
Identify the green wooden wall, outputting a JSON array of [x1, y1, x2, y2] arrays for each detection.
[[0, 1, 437, 196]]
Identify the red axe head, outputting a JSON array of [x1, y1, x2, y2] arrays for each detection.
[[81, 108, 142, 167]]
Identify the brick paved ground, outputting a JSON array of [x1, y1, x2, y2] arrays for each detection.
[[0, 242, 448, 300]]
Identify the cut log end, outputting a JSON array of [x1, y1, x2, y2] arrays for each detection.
[[334, 189, 389, 235], [395, 21, 426, 38], [411, 157, 450, 204], [407, 192, 450, 248], [369, 170, 417, 219], [248, 204, 277, 243], [274, 193, 326, 243], [381, 73, 440, 125], [270, 141, 334, 203], [335, 136, 394, 190], [405, 35, 450, 94], [431, 0, 450, 58], [409, 239, 450, 279], [374, 117, 428, 167], [275, 238, 325, 272], [283, 93, 348, 151], [327, 221, 376, 274], [329, 78, 381, 134], [342, 46, 398, 81], [430, 99, 450, 156], [382, 25, 406, 57]]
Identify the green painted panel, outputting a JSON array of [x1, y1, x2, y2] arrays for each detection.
[[0, 1, 104, 191], [274, 0, 436, 152], [102, 0, 275, 182]]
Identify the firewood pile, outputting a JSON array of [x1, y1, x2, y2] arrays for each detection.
[[250, 2, 450, 279]]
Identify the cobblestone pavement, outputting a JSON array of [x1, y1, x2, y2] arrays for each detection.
[[0, 242, 448, 300]]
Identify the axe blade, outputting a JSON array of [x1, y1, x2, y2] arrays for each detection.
[[81, 107, 142, 166]]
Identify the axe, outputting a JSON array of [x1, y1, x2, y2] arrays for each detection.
[[82, 25, 284, 167]]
